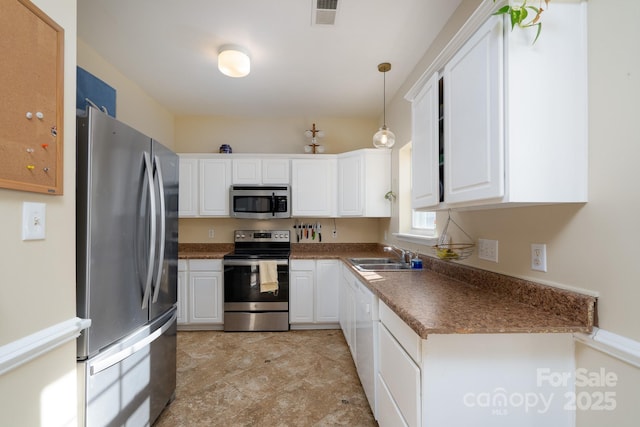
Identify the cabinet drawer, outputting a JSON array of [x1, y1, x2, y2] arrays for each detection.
[[379, 300, 421, 363], [376, 373, 409, 427], [290, 259, 315, 271], [188, 259, 222, 271], [378, 323, 420, 427]]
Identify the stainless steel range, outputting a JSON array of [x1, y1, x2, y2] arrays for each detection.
[[223, 230, 290, 331]]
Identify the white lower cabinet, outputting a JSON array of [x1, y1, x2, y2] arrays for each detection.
[[340, 266, 378, 417], [177, 259, 223, 329], [376, 300, 575, 427], [355, 276, 378, 414], [339, 265, 357, 355], [177, 260, 188, 324], [289, 259, 340, 328], [378, 320, 421, 427]]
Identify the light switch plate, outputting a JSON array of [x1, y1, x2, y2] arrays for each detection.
[[22, 202, 46, 240]]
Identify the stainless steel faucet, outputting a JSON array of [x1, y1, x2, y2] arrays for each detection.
[[384, 245, 410, 263]]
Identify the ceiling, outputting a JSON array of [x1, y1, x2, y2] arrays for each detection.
[[77, 0, 462, 119]]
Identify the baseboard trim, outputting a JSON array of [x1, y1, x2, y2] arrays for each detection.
[[574, 327, 640, 369], [0, 317, 91, 376]]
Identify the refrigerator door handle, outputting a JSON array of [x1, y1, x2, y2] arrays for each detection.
[[141, 152, 157, 309], [89, 311, 177, 376], [152, 155, 167, 303]]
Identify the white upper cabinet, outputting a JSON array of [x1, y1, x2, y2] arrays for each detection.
[[406, 1, 588, 209], [444, 15, 504, 204], [232, 158, 290, 185], [338, 149, 391, 217], [178, 156, 199, 217], [410, 73, 440, 210], [291, 157, 337, 217], [178, 150, 390, 218], [199, 158, 232, 216], [178, 155, 231, 217]]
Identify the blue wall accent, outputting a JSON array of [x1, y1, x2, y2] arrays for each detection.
[[76, 67, 116, 117]]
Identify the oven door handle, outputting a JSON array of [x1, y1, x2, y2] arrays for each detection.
[[223, 259, 289, 267]]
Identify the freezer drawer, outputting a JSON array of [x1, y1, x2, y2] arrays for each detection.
[[78, 310, 176, 427]]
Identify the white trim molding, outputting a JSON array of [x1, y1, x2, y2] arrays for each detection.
[[574, 328, 640, 369], [0, 317, 91, 376]]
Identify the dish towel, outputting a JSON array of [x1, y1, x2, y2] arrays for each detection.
[[259, 261, 279, 295]]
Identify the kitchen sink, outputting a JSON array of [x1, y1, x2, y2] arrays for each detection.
[[348, 258, 414, 271], [354, 263, 413, 271], [348, 257, 401, 265]]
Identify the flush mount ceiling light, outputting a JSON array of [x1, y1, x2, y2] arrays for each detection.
[[218, 45, 251, 78], [373, 62, 396, 149]]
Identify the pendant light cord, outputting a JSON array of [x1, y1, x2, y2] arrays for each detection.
[[383, 70, 386, 127]]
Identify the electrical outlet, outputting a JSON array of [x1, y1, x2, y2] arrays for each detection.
[[531, 243, 547, 272], [208, 229, 215, 238], [478, 239, 498, 263]]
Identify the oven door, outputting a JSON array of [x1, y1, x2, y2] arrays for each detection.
[[223, 259, 289, 310]]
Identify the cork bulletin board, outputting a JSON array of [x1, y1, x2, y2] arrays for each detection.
[[0, 0, 64, 195]]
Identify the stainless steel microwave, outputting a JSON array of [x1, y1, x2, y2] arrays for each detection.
[[229, 185, 291, 219]]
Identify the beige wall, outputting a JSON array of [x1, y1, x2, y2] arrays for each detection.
[[175, 115, 377, 154], [77, 39, 176, 149], [0, 0, 78, 425], [180, 217, 382, 244]]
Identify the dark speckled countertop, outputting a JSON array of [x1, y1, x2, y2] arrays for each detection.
[[179, 243, 596, 339]]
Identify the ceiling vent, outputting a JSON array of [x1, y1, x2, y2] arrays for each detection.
[[312, 0, 339, 26]]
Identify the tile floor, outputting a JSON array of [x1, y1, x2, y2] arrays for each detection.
[[154, 330, 376, 426]]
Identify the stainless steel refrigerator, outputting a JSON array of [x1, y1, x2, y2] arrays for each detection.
[[76, 106, 178, 426]]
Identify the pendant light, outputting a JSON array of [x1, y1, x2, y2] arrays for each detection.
[[373, 62, 396, 149]]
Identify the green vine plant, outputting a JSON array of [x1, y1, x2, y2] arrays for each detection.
[[493, 0, 550, 44]]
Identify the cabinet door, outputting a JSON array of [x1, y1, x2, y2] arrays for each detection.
[[178, 157, 199, 217], [337, 154, 363, 216], [177, 261, 188, 324], [188, 271, 223, 324], [291, 158, 336, 217], [232, 158, 261, 184], [315, 260, 340, 322], [262, 158, 290, 184], [355, 280, 376, 412], [340, 270, 357, 359], [363, 150, 391, 217], [289, 269, 314, 323], [411, 72, 440, 209], [199, 158, 231, 216], [444, 16, 504, 204]]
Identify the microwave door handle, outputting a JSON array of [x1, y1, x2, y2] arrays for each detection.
[[271, 192, 276, 217]]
